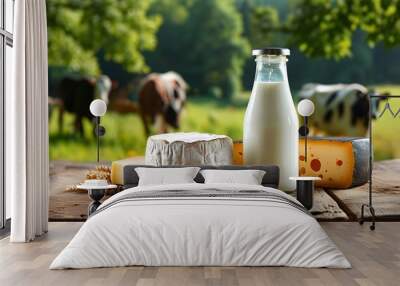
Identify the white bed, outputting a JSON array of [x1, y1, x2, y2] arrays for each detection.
[[50, 183, 350, 269]]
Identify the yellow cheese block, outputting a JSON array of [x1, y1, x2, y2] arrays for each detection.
[[111, 157, 145, 185], [233, 137, 369, 189], [299, 137, 368, 188], [233, 141, 244, 165]]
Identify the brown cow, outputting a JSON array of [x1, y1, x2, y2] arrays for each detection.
[[138, 72, 188, 136]]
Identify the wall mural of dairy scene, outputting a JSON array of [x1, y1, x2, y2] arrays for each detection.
[[46, 0, 400, 224]]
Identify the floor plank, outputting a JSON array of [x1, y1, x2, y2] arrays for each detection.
[[0, 222, 399, 286]]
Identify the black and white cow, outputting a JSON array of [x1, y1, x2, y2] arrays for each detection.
[[56, 75, 112, 136], [299, 83, 384, 137]]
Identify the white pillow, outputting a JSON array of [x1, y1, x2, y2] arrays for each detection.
[[135, 167, 200, 186], [200, 169, 266, 185]]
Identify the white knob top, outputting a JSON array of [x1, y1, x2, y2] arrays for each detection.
[[90, 99, 107, 117], [297, 99, 315, 117]]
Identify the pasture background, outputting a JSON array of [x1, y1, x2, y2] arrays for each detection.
[[47, 0, 400, 163], [49, 85, 400, 162]]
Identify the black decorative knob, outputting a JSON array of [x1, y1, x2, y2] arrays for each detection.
[[298, 125, 309, 136], [94, 125, 106, 137]]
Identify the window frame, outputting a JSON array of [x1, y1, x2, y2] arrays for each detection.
[[0, 0, 14, 231]]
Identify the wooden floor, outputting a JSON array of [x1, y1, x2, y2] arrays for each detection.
[[0, 222, 399, 286]]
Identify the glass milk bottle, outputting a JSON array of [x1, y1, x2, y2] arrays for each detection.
[[243, 48, 298, 191]]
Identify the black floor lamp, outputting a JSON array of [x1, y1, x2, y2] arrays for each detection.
[[290, 99, 319, 210], [89, 99, 107, 163], [297, 99, 315, 161]]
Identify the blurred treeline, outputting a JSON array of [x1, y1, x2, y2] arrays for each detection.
[[47, 0, 400, 98]]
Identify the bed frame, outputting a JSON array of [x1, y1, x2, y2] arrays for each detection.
[[120, 165, 280, 189]]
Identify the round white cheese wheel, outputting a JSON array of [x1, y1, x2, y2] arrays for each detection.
[[145, 132, 233, 166]]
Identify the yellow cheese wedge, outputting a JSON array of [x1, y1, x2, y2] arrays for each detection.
[[233, 137, 369, 189]]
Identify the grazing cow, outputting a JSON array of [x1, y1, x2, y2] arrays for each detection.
[[107, 78, 140, 114], [138, 72, 188, 136], [57, 75, 112, 136], [299, 83, 384, 137]]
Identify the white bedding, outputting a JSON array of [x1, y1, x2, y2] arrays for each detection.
[[50, 183, 351, 269]]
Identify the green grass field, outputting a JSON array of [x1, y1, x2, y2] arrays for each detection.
[[371, 85, 400, 160], [49, 95, 247, 161], [49, 85, 400, 162]]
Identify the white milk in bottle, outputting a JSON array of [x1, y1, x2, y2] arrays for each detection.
[[243, 48, 298, 191]]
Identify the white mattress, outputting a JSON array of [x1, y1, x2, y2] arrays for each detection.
[[50, 183, 350, 269]]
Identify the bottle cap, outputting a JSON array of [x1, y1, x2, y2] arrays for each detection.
[[252, 47, 290, 57]]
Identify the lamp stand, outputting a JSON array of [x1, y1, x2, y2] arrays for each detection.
[[299, 116, 309, 162], [304, 116, 308, 162], [94, 116, 106, 163]]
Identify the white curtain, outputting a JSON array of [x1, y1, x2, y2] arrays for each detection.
[[8, 0, 49, 242]]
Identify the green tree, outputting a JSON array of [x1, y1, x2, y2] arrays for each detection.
[[292, 0, 400, 59], [236, 0, 400, 90], [248, 0, 400, 60], [148, 0, 249, 99], [236, 0, 284, 89], [47, 0, 162, 75], [249, 6, 279, 48]]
